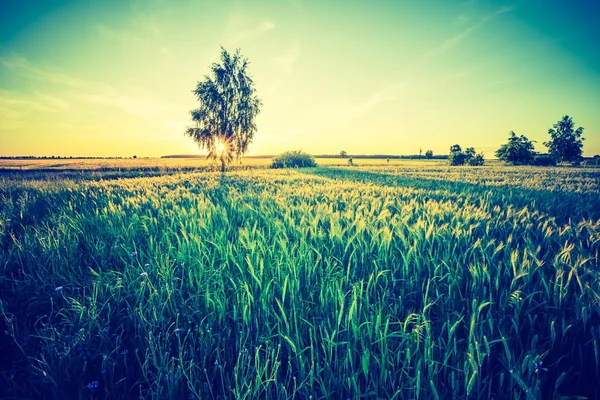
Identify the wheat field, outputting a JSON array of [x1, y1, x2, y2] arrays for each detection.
[[1, 165, 599, 399]]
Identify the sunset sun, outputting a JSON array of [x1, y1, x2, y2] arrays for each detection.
[[214, 137, 227, 157]]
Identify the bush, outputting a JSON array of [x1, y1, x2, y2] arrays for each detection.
[[449, 151, 469, 166], [449, 144, 484, 166], [532, 154, 557, 166], [468, 153, 485, 166], [270, 150, 317, 168]]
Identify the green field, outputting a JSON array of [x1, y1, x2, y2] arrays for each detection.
[[1, 165, 599, 399]]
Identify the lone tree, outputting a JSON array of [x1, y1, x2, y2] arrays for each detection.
[[340, 150, 348, 158], [496, 131, 536, 165], [544, 115, 584, 163], [425, 150, 433, 160], [185, 47, 262, 172]]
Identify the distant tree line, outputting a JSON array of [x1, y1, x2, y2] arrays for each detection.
[[0, 156, 143, 159], [328, 153, 448, 160]]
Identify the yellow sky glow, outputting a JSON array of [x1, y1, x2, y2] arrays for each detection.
[[0, 0, 599, 157]]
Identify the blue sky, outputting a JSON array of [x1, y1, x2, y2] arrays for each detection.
[[0, 0, 599, 157]]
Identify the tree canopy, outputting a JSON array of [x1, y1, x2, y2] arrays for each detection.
[[449, 144, 484, 166], [185, 47, 262, 172], [544, 115, 584, 163], [496, 131, 536, 165]]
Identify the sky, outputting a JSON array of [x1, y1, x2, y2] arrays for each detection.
[[0, 0, 599, 157]]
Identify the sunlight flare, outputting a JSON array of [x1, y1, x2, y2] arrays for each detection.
[[214, 137, 227, 158]]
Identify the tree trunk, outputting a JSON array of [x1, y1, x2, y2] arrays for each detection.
[[220, 156, 225, 173]]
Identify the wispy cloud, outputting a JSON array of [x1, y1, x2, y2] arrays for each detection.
[[256, 125, 310, 147], [160, 46, 173, 58], [454, 13, 471, 26], [75, 93, 163, 119], [226, 20, 276, 45], [0, 88, 69, 134], [324, 83, 405, 128], [274, 43, 300, 74], [0, 55, 180, 120], [485, 5, 516, 20], [95, 13, 163, 44], [95, 22, 172, 58], [348, 87, 399, 120], [481, 76, 516, 89], [1, 56, 106, 92], [0, 89, 69, 114], [429, 5, 515, 57]]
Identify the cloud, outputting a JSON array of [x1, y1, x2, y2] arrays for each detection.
[[33, 92, 70, 111], [324, 83, 405, 128], [454, 14, 471, 26], [0, 86, 72, 133], [226, 20, 275, 45], [255, 125, 310, 147], [0, 89, 69, 114], [160, 46, 173, 58], [75, 93, 163, 119], [274, 43, 300, 73], [96, 22, 171, 59], [95, 13, 163, 44], [481, 76, 515, 89], [1, 55, 110, 93], [428, 5, 516, 57], [0, 55, 180, 120]]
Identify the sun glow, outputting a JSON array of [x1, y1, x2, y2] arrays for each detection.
[[214, 138, 227, 157]]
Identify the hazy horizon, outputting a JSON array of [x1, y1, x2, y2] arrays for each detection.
[[1, 0, 599, 158]]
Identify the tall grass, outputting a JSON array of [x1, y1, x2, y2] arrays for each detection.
[[1, 165, 599, 399]]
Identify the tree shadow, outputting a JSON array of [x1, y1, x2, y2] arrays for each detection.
[[299, 167, 600, 224]]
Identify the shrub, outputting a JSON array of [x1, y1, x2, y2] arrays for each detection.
[[468, 153, 485, 166], [270, 150, 317, 168], [532, 154, 557, 166], [586, 155, 600, 166], [449, 152, 468, 166], [449, 144, 484, 166]]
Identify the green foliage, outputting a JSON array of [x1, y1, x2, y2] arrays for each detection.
[[449, 144, 485, 166], [449, 152, 467, 165], [425, 150, 433, 159], [449, 144, 467, 166], [270, 150, 317, 168], [340, 150, 348, 158], [544, 115, 584, 163], [496, 131, 536, 165], [468, 153, 485, 166], [1, 166, 600, 399], [450, 144, 462, 153], [532, 154, 557, 166], [185, 47, 262, 172]]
